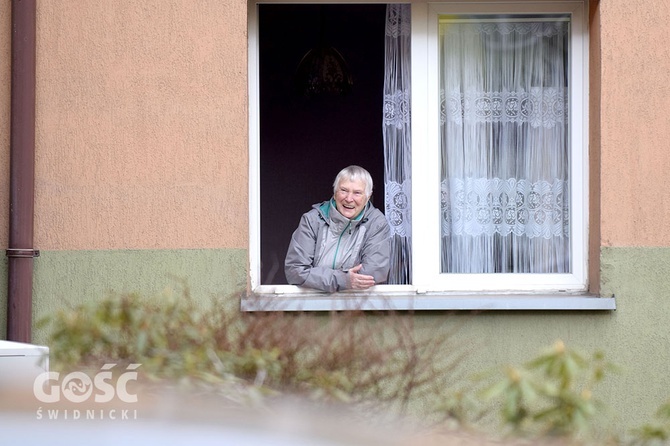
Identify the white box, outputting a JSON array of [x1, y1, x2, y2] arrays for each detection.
[[0, 340, 49, 396]]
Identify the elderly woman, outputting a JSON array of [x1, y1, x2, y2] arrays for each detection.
[[285, 165, 391, 292]]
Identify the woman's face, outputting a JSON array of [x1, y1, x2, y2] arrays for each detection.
[[334, 178, 368, 219]]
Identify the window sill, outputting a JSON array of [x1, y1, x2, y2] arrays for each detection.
[[241, 292, 616, 312]]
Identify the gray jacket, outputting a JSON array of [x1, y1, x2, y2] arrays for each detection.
[[285, 200, 391, 292]]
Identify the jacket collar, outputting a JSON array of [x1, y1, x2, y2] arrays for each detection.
[[316, 199, 369, 228]]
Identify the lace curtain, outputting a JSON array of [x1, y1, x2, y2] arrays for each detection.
[[383, 4, 412, 284], [439, 18, 571, 273]]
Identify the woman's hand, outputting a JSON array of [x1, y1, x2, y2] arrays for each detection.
[[348, 264, 376, 290]]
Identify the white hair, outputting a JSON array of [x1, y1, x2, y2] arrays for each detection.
[[332, 165, 373, 198]]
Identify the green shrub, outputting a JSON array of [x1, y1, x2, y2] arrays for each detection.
[[478, 340, 615, 440], [629, 401, 670, 445], [39, 288, 461, 420], [48, 289, 667, 444]]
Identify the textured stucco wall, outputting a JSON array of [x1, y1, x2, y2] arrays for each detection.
[[599, 0, 670, 247], [19, 246, 670, 436], [427, 247, 670, 435], [30, 248, 248, 343], [34, 0, 248, 251]]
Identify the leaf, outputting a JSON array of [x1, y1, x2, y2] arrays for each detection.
[[657, 402, 670, 419], [481, 378, 512, 400]]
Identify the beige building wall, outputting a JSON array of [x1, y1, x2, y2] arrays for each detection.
[[33, 0, 248, 251], [1, 0, 667, 254], [599, 0, 670, 247], [1, 0, 669, 254]]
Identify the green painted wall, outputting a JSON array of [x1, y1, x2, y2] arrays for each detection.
[[405, 246, 670, 435], [1, 246, 669, 435], [26, 249, 247, 343]]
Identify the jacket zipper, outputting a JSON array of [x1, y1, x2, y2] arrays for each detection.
[[332, 221, 352, 269]]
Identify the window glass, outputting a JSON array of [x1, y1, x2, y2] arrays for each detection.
[[438, 15, 571, 274]]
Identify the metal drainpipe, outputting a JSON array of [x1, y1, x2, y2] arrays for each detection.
[[6, 0, 39, 342]]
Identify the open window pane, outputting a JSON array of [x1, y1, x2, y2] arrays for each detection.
[[255, 4, 387, 287]]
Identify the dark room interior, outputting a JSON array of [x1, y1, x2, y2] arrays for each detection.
[[258, 4, 388, 284]]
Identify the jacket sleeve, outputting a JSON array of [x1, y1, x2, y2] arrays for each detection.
[[358, 211, 392, 284], [284, 212, 350, 292]]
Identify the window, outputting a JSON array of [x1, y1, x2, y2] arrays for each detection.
[[246, 1, 614, 310], [414, 2, 588, 293]]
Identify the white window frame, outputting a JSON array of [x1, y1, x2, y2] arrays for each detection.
[[245, 0, 616, 311], [414, 1, 588, 293]]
